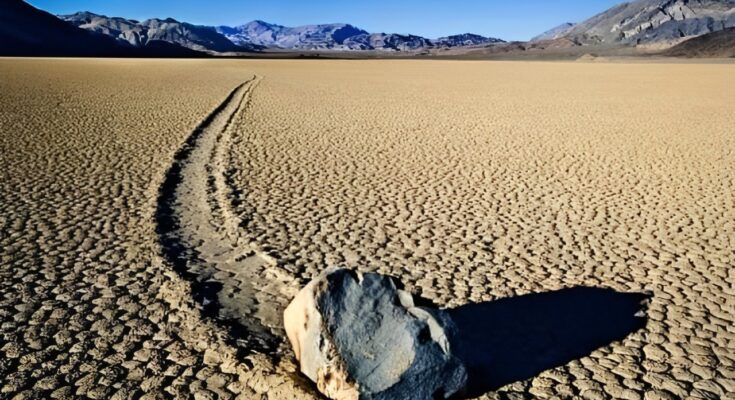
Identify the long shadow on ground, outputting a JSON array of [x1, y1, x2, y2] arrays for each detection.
[[447, 287, 649, 398]]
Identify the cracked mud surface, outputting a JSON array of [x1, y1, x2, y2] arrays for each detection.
[[1, 58, 734, 399], [0, 59, 312, 400]]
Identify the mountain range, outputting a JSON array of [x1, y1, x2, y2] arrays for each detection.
[[61, 12, 257, 53], [215, 20, 504, 51], [56, 11, 505, 54], [2, 0, 735, 57]]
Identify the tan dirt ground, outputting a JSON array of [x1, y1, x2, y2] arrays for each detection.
[[1, 58, 734, 399]]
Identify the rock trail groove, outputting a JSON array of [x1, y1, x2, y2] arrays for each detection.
[[0, 59, 316, 399], [156, 75, 299, 355]]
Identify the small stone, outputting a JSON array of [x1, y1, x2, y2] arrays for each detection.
[[644, 390, 676, 400], [202, 349, 222, 366], [284, 268, 467, 400], [581, 389, 607, 400]]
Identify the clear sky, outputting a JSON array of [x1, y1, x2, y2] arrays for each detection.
[[28, 0, 623, 41]]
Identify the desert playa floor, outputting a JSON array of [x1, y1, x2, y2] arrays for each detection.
[[1, 58, 734, 399]]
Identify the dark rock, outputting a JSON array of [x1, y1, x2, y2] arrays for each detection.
[[284, 268, 467, 400]]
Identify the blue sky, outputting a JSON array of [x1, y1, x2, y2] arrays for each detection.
[[28, 0, 622, 41]]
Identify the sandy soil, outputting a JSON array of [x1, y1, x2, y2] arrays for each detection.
[[1, 58, 734, 399]]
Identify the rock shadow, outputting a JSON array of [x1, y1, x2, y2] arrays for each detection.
[[447, 286, 649, 398]]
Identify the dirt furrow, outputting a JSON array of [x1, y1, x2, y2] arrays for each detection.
[[156, 76, 299, 357]]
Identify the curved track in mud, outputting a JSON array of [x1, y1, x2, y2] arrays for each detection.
[[156, 76, 299, 356]]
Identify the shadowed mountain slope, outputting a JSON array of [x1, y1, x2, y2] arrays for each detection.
[[0, 0, 131, 56], [663, 26, 735, 56], [61, 12, 256, 53], [0, 1, 207, 57]]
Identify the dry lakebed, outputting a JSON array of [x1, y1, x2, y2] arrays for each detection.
[[1, 58, 734, 399]]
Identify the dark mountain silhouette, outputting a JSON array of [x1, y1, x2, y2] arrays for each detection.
[[0, 0, 130, 56], [0, 0, 207, 57]]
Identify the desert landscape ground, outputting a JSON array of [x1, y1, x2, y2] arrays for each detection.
[[1, 58, 734, 399]]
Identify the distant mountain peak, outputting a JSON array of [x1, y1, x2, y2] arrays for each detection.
[[245, 19, 283, 29]]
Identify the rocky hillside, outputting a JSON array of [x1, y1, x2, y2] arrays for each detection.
[[560, 0, 735, 46], [664, 26, 735, 56], [217, 21, 503, 51], [61, 12, 254, 53]]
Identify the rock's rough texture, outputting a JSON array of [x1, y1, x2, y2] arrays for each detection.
[[284, 268, 467, 400]]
